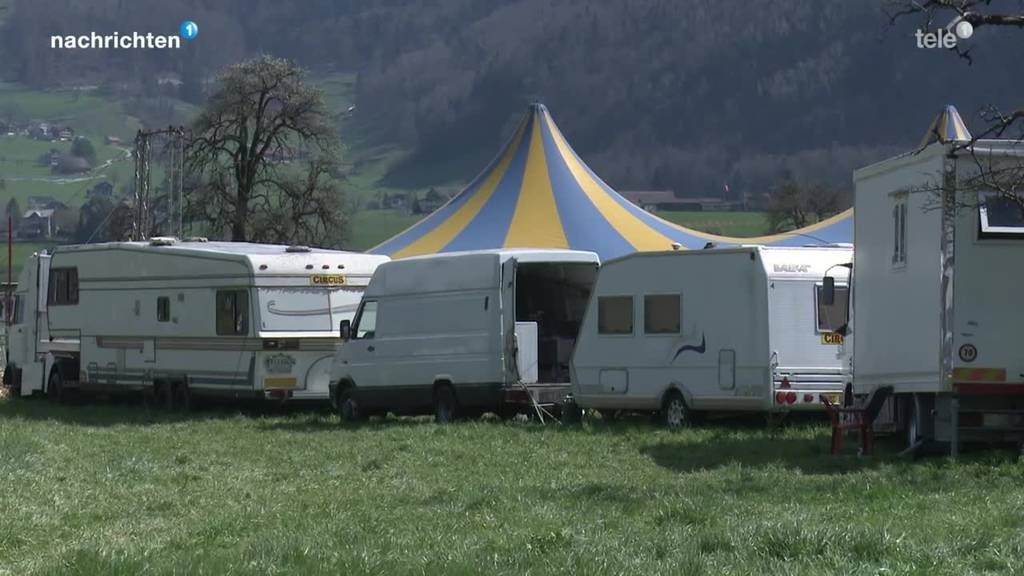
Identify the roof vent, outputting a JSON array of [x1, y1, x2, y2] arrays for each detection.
[[149, 237, 177, 246], [286, 245, 312, 253]]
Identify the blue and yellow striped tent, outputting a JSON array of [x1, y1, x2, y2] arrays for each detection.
[[371, 104, 852, 260]]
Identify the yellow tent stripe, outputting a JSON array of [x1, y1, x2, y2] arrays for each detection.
[[504, 118, 568, 249], [393, 119, 529, 258], [545, 114, 678, 252]]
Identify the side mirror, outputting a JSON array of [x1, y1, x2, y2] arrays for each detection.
[[822, 276, 836, 306], [339, 319, 351, 341]]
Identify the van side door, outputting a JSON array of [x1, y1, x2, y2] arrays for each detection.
[[345, 300, 381, 404]]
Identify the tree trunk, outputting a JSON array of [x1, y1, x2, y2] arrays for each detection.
[[232, 191, 248, 242]]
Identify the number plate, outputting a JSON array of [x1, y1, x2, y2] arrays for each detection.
[[822, 392, 841, 404]]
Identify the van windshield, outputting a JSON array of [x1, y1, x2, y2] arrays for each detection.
[[257, 288, 363, 332]]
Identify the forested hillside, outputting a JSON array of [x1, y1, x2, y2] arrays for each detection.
[[3, 0, 1021, 196]]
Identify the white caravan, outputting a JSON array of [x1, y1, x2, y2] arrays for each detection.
[[3, 240, 387, 404], [329, 249, 599, 421], [569, 246, 852, 427], [843, 138, 1024, 452]]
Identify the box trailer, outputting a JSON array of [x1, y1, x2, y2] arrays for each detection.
[[3, 240, 388, 404], [569, 245, 852, 428], [844, 138, 1024, 453], [329, 249, 599, 422]]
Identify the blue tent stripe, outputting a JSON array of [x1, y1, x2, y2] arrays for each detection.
[[539, 117, 636, 259], [441, 114, 535, 252]]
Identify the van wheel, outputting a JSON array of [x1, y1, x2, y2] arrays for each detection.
[[434, 385, 458, 424], [47, 369, 64, 404], [339, 393, 364, 423], [2, 365, 12, 390], [661, 390, 689, 430]]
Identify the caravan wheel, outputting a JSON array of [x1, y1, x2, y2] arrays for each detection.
[[173, 382, 192, 412], [47, 369, 64, 405], [661, 390, 689, 431], [434, 385, 458, 424]]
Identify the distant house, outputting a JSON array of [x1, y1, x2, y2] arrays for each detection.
[[28, 122, 51, 140], [622, 190, 742, 212], [105, 135, 123, 146], [414, 188, 456, 214], [27, 195, 68, 211], [622, 191, 689, 211], [20, 209, 55, 239], [57, 127, 75, 141]]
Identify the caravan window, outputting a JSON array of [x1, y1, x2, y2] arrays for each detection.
[[216, 289, 249, 335], [815, 284, 849, 333], [979, 192, 1024, 238], [892, 198, 907, 267], [353, 300, 378, 339], [598, 296, 633, 335], [48, 267, 78, 305], [644, 294, 680, 334], [157, 297, 170, 322]]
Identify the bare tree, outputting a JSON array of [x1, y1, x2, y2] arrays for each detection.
[[185, 55, 347, 246], [767, 178, 846, 232]]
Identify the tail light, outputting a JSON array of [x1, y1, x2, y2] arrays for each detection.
[[786, 391, 797, 404], [804, 393, 814, 403], [775, 391, 786, 404]]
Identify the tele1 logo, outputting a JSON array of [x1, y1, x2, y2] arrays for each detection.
[[916, 19, 973, 49]]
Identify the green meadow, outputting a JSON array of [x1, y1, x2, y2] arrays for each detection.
[[1, 398, 1022, 575]]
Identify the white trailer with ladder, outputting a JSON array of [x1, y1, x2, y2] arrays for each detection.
[[839, 120, 1024, 453]]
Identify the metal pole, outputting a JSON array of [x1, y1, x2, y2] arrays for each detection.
[[6, 213, 11, 327], [950, 395, 960, 458]]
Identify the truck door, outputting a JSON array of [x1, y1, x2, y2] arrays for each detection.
[[500, 257, 517, 385]]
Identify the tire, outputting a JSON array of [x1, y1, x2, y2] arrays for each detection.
[[561, 400, 583, 425], [172, 381, 191, 412], [905, 394, 927, 450], [338, 389, 364, 423], [47, 368, 64, 405], [156, 381, 174, 411], [434, 385, 458, 424], [2, 365, 11, 390], [661, 390, 689, 430]]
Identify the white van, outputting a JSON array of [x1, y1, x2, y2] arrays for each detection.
[[329, 249, 599, 421], [569, 245, 852, 428]]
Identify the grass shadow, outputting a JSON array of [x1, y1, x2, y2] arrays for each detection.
[[0, 394, 333, 428]]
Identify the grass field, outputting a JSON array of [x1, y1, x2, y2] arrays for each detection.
[[657, 211, 770, 237], [347, 209, 422, 251], [1, 398, 1023, 575]]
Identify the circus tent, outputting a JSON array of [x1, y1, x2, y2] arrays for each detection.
[[371, 104, 852, 260]]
